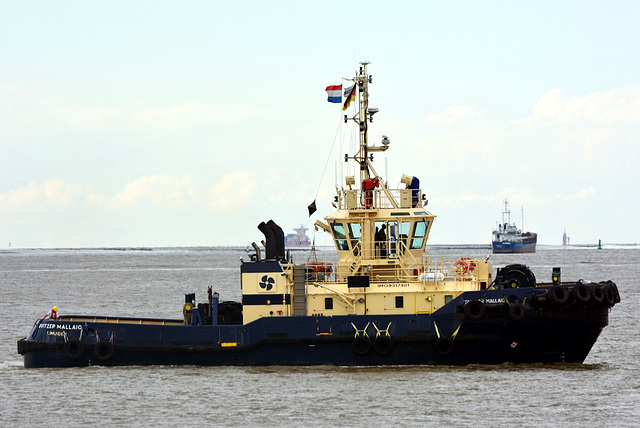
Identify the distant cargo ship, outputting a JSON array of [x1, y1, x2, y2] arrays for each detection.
[[285, 224, 311, 247], [492, 199, 537, 253]]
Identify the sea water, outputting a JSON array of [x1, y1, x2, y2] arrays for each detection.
[[1, 246, 638, 427]]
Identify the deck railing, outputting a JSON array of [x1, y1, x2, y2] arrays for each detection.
[[337, 188, 424, 210], [304, 244, 484, 287]]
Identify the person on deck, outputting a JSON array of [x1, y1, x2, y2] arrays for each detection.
[[43, 306, 59, 320], [377, 224, 387, 258]]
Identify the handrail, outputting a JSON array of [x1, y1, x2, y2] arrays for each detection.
[[337, 241, 363, 277], [337, 188, 424, 210], [309, 282, 356, 310]]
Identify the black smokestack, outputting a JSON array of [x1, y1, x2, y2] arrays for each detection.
[[258, 221, 276, 260], [267, 220, 285, 260]]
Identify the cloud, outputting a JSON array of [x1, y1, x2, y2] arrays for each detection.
[[556, 187, 596, 200], [426, 105, 482, 124], [0, 180, 103, 211], [528, 88, 640, 124], [208, 171, 257, 211], [44, 179, 104, 206], [0, 182, 40, 206], [108, 176, 196, 207]]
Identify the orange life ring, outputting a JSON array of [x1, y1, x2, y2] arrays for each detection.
[[454, 258, 476, 275]]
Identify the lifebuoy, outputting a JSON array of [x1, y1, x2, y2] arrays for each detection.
[[464, 300, 486, 321], [373, 335, 394, 356], [434, 337, 454, 356], [454, 258, 476, 275], [548, 285, 570, 305], [94, 340, 115, 361], [351, 335, 372, 356], [572, 283, 591, 305], [64, 339, 84, 359], [508, 303, 525, 321]]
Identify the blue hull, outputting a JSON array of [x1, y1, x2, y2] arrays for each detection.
[[19, 284, 616, 368], [492, 240, 536, 253]]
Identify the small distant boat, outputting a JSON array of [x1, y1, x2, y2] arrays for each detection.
[[285, 224, 311, 247], [492, 199, 537, 253]]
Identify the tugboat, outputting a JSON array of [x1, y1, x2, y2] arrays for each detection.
[[18, 63, 619, 367], [492, 199, 537, 253]]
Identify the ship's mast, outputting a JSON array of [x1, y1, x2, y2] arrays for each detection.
[[343, 62, 396, 205], [502, 199, 511, 225], [344, 62, 373, 182]]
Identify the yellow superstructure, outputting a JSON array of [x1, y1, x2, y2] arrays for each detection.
[[241, 62, 491, 324]]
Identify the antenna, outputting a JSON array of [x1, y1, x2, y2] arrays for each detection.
[[385, 157, 388, 187]]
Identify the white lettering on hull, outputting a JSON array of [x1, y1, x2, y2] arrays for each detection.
[[40, 323, 83, 330]]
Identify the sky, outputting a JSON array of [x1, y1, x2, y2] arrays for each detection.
[[1, 1, 639, 248]]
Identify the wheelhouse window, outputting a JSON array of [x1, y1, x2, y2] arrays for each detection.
[[347, 222, 362, 240], [388, 220, 399, 258], [410, 220, 429, 249], [400, 221, 411, 253], [375, 221, 387, 258], [347, 222, 362, 255], [331, 223, 349, 251]]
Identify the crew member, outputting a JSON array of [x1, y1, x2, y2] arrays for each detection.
[[43, 306, 59, 320], [376, 224, 387, 258]]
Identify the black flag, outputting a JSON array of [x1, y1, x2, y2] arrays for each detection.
[[308, 200, 317, 216]]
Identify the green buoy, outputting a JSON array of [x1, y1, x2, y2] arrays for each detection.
[[597, 239, 602, 250]]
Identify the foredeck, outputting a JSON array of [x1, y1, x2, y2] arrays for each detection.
[[59, 316, 184, 325]]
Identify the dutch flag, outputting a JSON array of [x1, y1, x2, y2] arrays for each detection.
[[325, 84, 342, 103]]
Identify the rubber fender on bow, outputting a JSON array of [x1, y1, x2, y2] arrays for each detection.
[[94, 340, 115, 361], [464, 300, 486, 321], [434, 337, 454, 356], [351, 335, 372, 356], [609, 282, 621, 303], [373, 335, 394, 356], [590, 284, 604, 305], [572, 283, 591, 305], [507, 303, 526, 321], [602, 284, 616, 307], [498, 264, 536, 289], [64, 339, 84, 359], [531, 293, 550, 307], [548, 285, 570, 305]]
